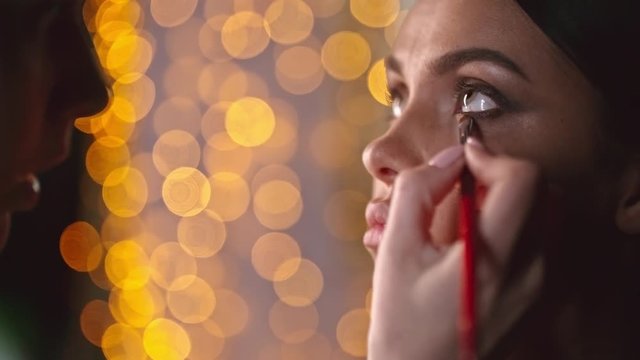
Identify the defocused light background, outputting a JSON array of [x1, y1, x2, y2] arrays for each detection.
[[53, 0, 413, 359]]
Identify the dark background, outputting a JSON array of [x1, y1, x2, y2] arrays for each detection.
[[0, 136, 103, 359]]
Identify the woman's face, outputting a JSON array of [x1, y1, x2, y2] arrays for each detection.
[[363, 0, 610, 256], [0, 0, 108, 249]]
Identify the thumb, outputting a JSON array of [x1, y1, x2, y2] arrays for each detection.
[[464, 137, 540, 267]]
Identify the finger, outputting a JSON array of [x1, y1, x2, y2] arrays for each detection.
[[381, 145, 465, 259], [464, 138, 540, 267]]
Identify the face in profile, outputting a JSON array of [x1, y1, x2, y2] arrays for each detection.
[[0, 0, 108, 249], [362, 0, 616, 257]]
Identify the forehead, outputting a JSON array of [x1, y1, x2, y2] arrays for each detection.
[[393, 0, 565, 79]]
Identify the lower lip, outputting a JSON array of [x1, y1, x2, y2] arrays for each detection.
[[363, 226, 384, 251]]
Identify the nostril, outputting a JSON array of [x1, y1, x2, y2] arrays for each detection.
[[379, 167, 397, 179]]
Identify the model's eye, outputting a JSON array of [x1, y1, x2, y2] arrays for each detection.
[[462, 90, 498, 113], [389, 92, 405, 118]]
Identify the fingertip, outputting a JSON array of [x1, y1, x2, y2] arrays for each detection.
[[464, 137, 489, 171]]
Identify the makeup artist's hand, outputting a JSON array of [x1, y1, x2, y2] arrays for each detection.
[[367, 139, 544, 360]]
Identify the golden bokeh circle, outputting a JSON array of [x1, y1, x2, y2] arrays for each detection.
[[225, 97, 276, 147], [105, 240, 150, 290], [112, 73, 156, 123], [350, 0, 400, 28], [167, 276, 217, 324], [207, 172, 250, 222], [177, 209, 227, 258], [264, 0, 314, 45], [109, 285, 166, 329], [273, 258, 324, 307], [143, 318, 192, 360], [275, 46, 325, 95], [336, 308, 370, 357], [80, 299, 115, 347], [150, 0, 198, 28], [59, 221, 103, 272], [208, 289, 249, 337], [102, 167, 148, 218], [251, 232, 301, 282], [367, 58, 391, 105], [102, 323, 146, 360], [86, 137, 131, 185], [202, 132, 254, 176], [321, 31, 371, 81], [199, 14, 233, 63], [220, 11, 270, 59], [253, 180, 303, 230], [152, 130, 201, 177], [162, 167, 211, 217], [149, 241, 198, 290]]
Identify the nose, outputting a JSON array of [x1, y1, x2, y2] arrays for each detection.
[[47, 13, 109, 120], [362, 126, 423, 186]]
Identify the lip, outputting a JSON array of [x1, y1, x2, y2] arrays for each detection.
[[364, 200, 389, 254]]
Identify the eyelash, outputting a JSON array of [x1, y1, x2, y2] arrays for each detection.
[[385, 78, 510, 121]]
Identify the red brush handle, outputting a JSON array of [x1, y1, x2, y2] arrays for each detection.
[[460, 167, 477, 360]]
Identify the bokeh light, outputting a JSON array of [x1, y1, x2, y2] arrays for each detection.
[[152, 130, 201, 176], [367, 58, 391, 105], [166, 276, 216, 324], [225, 97, 276, 147], [86, 137, 131, 184], [273, 259, 324, 307], [102, 323, 146, 360], [207, 172, 250, 222], [321, 31, 371, 81], [142, 318, 191, 360], [220, 11, 270, 59], [102, 167, 148, 218], [350, 0, 400, 28], [275, 46, 325, 95], [105, 240, 151, 290], [264, 0, 314, 45], [207, 289, 249, 338], [67, 0, 402, 357], [336, 309, 369, 357], [177, 209, 226, 258], [253, 180, 303, 230], [59, 221, 103, 272], [150, 0, 198, 28], [251, 232, 301, 281], [80, 300, 115, 347], [149, 242, 198, 290], [162, 167, 211, 217]]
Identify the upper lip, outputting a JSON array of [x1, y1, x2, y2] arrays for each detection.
[[366, 200, 389, 230]]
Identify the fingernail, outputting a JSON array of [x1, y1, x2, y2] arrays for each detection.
[[466, 136, 485, 150], [428, 145, 464, 168]]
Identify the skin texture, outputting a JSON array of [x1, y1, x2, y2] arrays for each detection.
[[363, 0, 640, 358], [0, 0, 108, 250]]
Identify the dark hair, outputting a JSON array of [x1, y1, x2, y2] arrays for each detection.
[[517, 0, 640, 148]]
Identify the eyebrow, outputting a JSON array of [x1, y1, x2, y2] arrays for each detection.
[[385, 48, 530, 82]]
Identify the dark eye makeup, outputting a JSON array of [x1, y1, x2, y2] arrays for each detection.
[[384, 77, 515, 123]]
